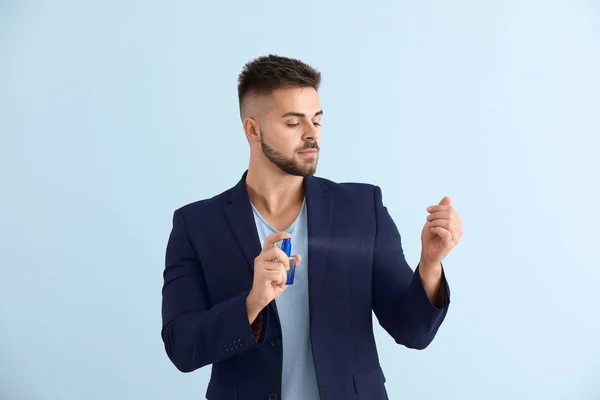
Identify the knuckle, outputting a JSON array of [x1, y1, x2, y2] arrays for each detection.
[[264, 247, 275, 257], [277, 249, 288, 261]]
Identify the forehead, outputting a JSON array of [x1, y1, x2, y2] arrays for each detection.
[[268, 87, 321, 114]]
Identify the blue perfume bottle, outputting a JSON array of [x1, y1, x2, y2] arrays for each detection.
[[281, 238, 295, 285]]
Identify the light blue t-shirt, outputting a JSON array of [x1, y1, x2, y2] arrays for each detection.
[[250, 199, 320, 400]]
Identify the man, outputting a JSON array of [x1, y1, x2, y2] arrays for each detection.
[[161, 54, 462, 400]]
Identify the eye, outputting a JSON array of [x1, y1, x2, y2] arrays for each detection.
[[286, 123, 300, 128], [313, 122, 321, 127]]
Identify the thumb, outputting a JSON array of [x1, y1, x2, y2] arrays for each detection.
[[439, 196, 452, 206]]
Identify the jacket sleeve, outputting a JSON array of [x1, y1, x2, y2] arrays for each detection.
[[371, 186, 450, 350], [161, 209, 269, 372]]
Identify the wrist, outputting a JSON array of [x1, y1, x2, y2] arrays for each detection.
[[246, 291, 264, 323], [418, 258, 445, 308], [418, 258, 442, 280]]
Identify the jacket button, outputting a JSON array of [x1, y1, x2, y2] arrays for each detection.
[[270, 338, 282, 347], [268, 393, 278, 400]]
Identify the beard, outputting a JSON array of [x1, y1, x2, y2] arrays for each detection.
[[260, 134, 319, 177]]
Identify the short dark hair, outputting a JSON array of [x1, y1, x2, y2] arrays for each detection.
[[237, 54, 321, 116]]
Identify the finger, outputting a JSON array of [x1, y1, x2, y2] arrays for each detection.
[[426, 205, 452, 213], [281, 266, 287, 287], [265, 262, 288, 286], [293, 254, 301, 267], [265, 263, 287, 283], [430, 226, 453, 247], [265, 270, 282, 282], [259, 247, 291, 268], [274, 283, 286, 293], [269, 265, 287, 288], [430, 220, 461, 243], [274, 279, 287, 293], [266, 269, 286, 286], [262, 262, 285, 272], [439, 196, 452, 207], [427, 210, 462, 233], [426, 210, 453, 221], [430, 219, 454, 231], [262, 231, 291, 250]]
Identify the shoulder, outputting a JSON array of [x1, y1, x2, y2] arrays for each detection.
[[172, 187, 232, 220], [312, 175, 382, 201]]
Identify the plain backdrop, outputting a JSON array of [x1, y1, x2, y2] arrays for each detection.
[[1, 0, 599, 399]]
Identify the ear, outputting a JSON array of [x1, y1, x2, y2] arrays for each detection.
[[243, 117, 261, 143]]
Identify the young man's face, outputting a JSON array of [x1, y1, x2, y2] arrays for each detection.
[[256, 86, 323, 177]]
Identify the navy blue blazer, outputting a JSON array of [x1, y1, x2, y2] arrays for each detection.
[[161, 171, 450, 400]]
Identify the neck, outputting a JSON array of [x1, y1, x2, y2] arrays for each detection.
[[245, 163, 305, 216]]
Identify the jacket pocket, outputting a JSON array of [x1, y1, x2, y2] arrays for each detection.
[[353, 364, 387, 394]]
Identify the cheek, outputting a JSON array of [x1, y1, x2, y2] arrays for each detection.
[[263, 128, 295, 152], [274, 133, 294, 148]]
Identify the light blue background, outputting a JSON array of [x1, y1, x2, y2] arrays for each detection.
[[2, 1, 599, 399]]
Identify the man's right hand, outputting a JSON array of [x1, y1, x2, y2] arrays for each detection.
[[246, 231, 301, 323]]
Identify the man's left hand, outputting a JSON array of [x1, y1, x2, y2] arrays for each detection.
[[420, 196, 463, 270]]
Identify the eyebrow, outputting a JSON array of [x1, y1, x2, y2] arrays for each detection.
[[280, 110, 323, 118]]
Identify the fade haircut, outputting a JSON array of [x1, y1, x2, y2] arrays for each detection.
[[237, 54, 321, 118]]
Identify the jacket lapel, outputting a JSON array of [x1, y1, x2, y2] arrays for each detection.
[[223, 171, 262, 274], [304, 176, 332, 322]]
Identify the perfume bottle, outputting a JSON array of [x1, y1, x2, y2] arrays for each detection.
[[281, 238, 296, 285]]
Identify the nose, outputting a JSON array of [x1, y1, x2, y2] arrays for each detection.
[[302, 122, 319, 141]]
